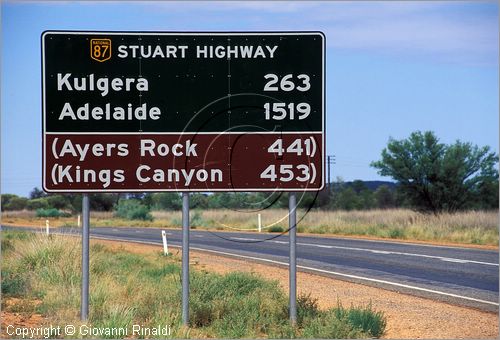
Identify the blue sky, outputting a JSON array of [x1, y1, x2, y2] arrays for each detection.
[[1, 1, 498, 197]]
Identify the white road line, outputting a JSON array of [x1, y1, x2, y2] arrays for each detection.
[[370, 250, 391, 254], [276, 241, 498, 267], [313, 244, 333, 249], [56, 233, 500, 307], [231, 236, 498, 266], [441, 258, 469, 264], [338, 235, 497, 251], [230, 237, 260, 241]]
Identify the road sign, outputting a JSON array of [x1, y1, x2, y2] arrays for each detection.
[[42, 31, 325, 192]]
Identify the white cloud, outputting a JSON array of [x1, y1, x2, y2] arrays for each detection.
[[13, 0, 496, 65], [146, 1, 498, 65]]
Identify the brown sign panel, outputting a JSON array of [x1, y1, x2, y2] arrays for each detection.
[[42, 31, 325, 192], [44, 133, 322, 192]]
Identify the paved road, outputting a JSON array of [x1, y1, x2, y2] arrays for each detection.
[[3, 226, 498, 312]]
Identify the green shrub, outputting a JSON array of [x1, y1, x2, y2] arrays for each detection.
[[2, 230, 31, 242], [1, 194, 18, 208], [297, 293, 320, 326], [268, 226, 284, 233], [389, 228, 405, 239], [3, 197, 28, 211], [333, 303, 387, 338], [301, 309, 363, 338], [36, 208, 70, 218], [191, 211, 204, 227], [114, 199, 153, 221], [1, 268, 28, 295], [27, 198, 50, 210], [189, 271, 289, 336], [91, 305, 136, 339], [1, 238, 14, 252], [2, 232, 31, 253]]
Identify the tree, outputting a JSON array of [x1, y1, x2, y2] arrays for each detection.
[[359, 189, 375, 209], [191, 193, 209, 209], [115, 199, 152, 221], [374, 185, 395, 209], [46, 195, 71, 210], [29, 187, 47, 199], [351, 180, 368, 193], [26, 198, 50, 210], [1, 194, 18, 209], [332, 187, 361, 210], [473, 177, 499, 209], [2, 196, 28, 211], [151, 193, 182, 210], [89, 194, 116, 211], [371, 131, 498, 212]]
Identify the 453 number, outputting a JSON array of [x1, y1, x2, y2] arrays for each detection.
[[260, 164, 316, 183]]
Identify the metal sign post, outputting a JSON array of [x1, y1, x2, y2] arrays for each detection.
[[289, 192, 297, 325], [182, 192, 190, 326], [81, 194, 90, 321]]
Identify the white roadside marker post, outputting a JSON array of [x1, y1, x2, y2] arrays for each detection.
[[45, 220, 49, 235], [78, 214, 81, 228], [258, 213, 262, 233], [162, 230, 169, 255]]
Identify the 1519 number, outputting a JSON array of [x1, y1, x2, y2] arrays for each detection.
[[264, 102, 311, 120]]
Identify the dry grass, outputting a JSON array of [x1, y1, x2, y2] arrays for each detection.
[[2, 209, 497, 246], [1, 209, 76, 228], [1, 210, 37, 218], [296, 209, 499, 245], [148, 209, 499, 245]]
